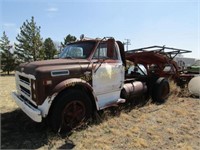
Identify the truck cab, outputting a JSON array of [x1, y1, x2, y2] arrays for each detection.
[[12, 37, 169, 132]]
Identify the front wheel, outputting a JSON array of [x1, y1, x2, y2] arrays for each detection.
[[152, 77, 170, 103], [49, 89, 92, 133]]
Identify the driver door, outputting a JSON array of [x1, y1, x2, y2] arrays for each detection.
[[92, 39, 124, 109]]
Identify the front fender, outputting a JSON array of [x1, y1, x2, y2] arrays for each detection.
[[50, 78, 99, 110], [51, 78, 93, 95], [39, 78, 93, 118]]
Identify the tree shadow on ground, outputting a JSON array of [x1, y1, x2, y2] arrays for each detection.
[[1, 109, 48, 149], [1, 109, 75, 149], [1, 96, 150, 149]]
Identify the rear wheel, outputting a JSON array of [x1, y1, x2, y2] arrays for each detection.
[[152, 77, 170, 103], [49, 89, 92, 133]]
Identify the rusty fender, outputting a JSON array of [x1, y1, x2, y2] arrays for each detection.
[[50, 78, 99, 109]]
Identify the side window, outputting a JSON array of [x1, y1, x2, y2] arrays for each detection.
[[93, 43, 107, 58], [93, 42, 119, 60]]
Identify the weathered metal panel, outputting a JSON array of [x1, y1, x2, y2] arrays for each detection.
[[93, 62, 124, 109]]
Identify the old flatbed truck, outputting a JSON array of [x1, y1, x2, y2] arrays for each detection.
[[12, 37, 170, 132]]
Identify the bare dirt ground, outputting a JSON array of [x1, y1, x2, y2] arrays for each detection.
[[1, 75, 200, 149]]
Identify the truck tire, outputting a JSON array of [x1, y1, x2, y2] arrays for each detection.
[[152, 77, 170, 103], [49, 89, 92, 133]]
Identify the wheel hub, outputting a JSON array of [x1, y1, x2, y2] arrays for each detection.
[[61, 100, 86, 130]]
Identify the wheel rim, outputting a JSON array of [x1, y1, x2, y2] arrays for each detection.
[[61, 100, 86, 130]]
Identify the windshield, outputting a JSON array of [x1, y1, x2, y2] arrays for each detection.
[[60, 42, 95, 59]]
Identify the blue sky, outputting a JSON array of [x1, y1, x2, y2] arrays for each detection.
[[1, 0, 200, 58]]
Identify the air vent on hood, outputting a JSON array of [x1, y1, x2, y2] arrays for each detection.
[[51, 70, 69, 77]]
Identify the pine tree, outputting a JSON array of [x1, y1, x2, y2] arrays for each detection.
[[61, 34, 77, 48], [0, 31, 16, 75], [15, 16, 43, 62], [43, 38, 57, 60]]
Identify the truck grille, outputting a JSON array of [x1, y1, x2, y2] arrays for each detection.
[[20, 85, 31, 96], [19, 75, 30, 85], [15, 71, 36, 105]]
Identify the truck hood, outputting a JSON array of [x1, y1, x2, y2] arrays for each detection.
[[17, 59, 90, 75]]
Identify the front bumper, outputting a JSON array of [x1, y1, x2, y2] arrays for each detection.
[[11, 91, 42, 122]]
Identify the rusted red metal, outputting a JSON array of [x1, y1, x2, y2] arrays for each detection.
[[62, 100, 86, 129], [125, 46, 194, 86]]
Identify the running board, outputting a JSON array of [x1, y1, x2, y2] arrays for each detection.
[[99, 98, 126, 110], [117, 98, 126, 104]]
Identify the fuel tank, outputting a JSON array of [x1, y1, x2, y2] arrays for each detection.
[[120, 81, 147, 101]]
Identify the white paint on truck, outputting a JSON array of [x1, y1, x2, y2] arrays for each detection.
[[93, 62, 124, 109]]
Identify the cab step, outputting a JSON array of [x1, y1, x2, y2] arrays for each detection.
[[117, 98, 126, 104]]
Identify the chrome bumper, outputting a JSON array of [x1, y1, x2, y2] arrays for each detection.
[[11, 91, 42, 122]]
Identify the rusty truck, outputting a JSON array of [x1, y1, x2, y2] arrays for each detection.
[[12, 37, 171, 132]]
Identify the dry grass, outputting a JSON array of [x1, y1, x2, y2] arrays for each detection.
[[1, 76, 200, 149], [0, 75, 18, 112]]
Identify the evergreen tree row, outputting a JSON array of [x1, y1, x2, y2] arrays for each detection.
[[0, 16, 77, 74]]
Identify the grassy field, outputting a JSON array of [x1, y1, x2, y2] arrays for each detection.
[[1, 75, 200, 149]]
